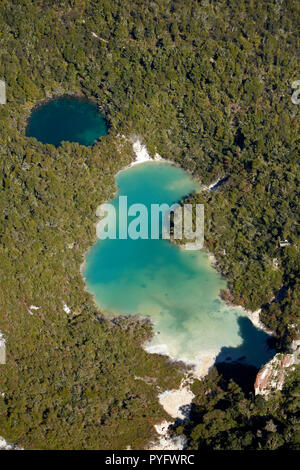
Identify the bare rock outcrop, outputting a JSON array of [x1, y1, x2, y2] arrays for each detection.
[[255, 341, 300, 397]]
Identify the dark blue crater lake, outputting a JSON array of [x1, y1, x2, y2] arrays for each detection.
[[26, 97, 107, 146]]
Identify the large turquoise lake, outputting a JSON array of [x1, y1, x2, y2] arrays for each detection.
[[84, 162, 274, 371], [26, 97, 107, 146]]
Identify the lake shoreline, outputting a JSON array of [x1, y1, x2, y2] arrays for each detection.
[[81, 137, 276, 451]]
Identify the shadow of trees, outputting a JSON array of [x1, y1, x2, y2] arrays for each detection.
[[215, 316, 276, 394]]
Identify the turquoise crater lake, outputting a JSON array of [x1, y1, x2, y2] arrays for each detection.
[[84, 162, 274, 370], [26, 97, 107, 146]]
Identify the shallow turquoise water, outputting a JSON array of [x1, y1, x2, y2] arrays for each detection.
[[26, 97, 107, 146], [84, 162, 274, 368]]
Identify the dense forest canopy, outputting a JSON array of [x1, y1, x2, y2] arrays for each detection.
[[0, 0, 299, 450]]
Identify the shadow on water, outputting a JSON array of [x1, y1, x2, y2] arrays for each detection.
[[215, 316, 276, 394]]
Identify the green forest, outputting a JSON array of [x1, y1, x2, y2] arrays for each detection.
[[173, 364, 300, 450], [0, 0, 299, 450]]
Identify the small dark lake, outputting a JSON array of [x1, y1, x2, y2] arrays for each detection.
[[26, 96, 107, 146]]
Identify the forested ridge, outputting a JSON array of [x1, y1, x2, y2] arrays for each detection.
[[0, 0, 299, 449]]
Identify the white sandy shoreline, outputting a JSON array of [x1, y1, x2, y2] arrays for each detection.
[[117, 136, 174, 174]]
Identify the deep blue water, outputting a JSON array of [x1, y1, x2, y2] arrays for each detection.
[[26, 97, 107, 146]]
